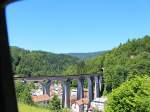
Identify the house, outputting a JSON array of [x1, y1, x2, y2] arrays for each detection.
[[71, 89, 77, 99], [84, 89, 88, 98], [30, 82, 44, 96], [31, 88, 43, 96], [71, 98, 89, 112], [70, 89, 88, 99], [70, 96, 77, 105], [90, 96, 107, 112], [32, 94, 51, 105]]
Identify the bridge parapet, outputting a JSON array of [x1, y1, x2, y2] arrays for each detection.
[[14, 74, 102, 82]]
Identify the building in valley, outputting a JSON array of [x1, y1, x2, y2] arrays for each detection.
[[71, 98, 89, 112], [31, 94, 51, 105]]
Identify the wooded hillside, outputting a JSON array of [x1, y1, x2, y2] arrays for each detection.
[[11, 46, 79, 76], [11, 36, 150, 94], [83, 36, 150, 93]]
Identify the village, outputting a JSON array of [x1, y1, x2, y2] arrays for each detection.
[[30, 81, 107, 112]]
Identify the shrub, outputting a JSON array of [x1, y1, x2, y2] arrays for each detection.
[[15, 81, 32, 104], [61, 108, 71, 112], [48, 94, 61, 111], [105, 76, 150, 112]]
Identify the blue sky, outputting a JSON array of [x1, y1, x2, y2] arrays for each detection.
[[6, 0, 150, 53]]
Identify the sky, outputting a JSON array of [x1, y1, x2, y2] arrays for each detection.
[[6, 0, 150, 53]]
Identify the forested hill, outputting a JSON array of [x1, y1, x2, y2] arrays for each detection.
[[10, 46, 79, 77], [83, 35, 150, 93], [10, 35, 150, 85], [62, 36, 150, 93], [65, 51, 108, 60]]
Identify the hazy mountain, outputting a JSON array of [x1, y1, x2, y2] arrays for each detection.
[[65, 51, 108, 60]]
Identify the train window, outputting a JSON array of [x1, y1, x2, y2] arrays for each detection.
[[3, 0, 150, 112], [0, 1, 18, 112]]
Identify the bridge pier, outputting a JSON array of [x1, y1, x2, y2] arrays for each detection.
[[77, 77, 84, 111], [41, 80, 51, 96], [99, 75, 103, 96], [95, 76, 100, 98], [42, 83, 47, 94], [88, 77, 94, 103], [62, 83, 65, 108], [63, 79, 71, 108], [45, 80, 51, 96], [77, 77, 84, 100]]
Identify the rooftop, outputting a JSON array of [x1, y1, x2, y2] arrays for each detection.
[[32, 94, 50, 103], [74, 98, 89, 105]]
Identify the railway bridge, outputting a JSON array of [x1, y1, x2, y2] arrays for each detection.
[[14, 74, 103, 108]]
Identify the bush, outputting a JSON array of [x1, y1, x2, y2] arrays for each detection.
[[48, 94, 61, 111], [61, 108, 71, 112], [15, 81, 32, 105], [105, 76, 150, 112]]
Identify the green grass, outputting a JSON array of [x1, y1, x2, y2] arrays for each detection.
[[18, 103, 71, 112], [18, 103, 52, 112]]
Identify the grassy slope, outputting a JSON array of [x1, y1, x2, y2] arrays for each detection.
[[18, 103, 51, 112]]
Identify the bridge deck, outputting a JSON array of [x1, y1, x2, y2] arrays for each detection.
[[13, 74, 102, 81]]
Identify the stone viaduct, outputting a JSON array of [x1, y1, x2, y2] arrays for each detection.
[[14, 74, 103, 108]]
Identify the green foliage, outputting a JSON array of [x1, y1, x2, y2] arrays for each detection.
[[12, 36, 150, 94], [10, 47, 79, 76], [71, 80, 77, 88], [15, 81, 32, 104], [127, 52, 150, 77], [63, 61, 86, 75], [103, 36, 150, 93], [105, 76, 150, 112], [93, 106, 100, 112], [48, 94, 61, 111], [63, 65, 78, 75], [61, 108, 71, 112], [28, 82, 37, 90], [83, 36, 150, 93], [84, 54, 105, 74]]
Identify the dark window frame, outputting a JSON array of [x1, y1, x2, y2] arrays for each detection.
[[0, 1, 19, 112]]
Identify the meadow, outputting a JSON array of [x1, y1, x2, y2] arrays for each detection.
[[18, 103, 51, 112]]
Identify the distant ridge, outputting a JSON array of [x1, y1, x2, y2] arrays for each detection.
[[65, 51, 108, 60]]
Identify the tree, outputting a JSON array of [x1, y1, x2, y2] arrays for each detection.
[[48, 94, 61, 110], [101, 36, 150, 93], [63, 65, 78, 75], [15, 81, 32, 104], [105, 76, 150, 112], [19, 86, 32, 104], [63, 61, 86, 75]]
